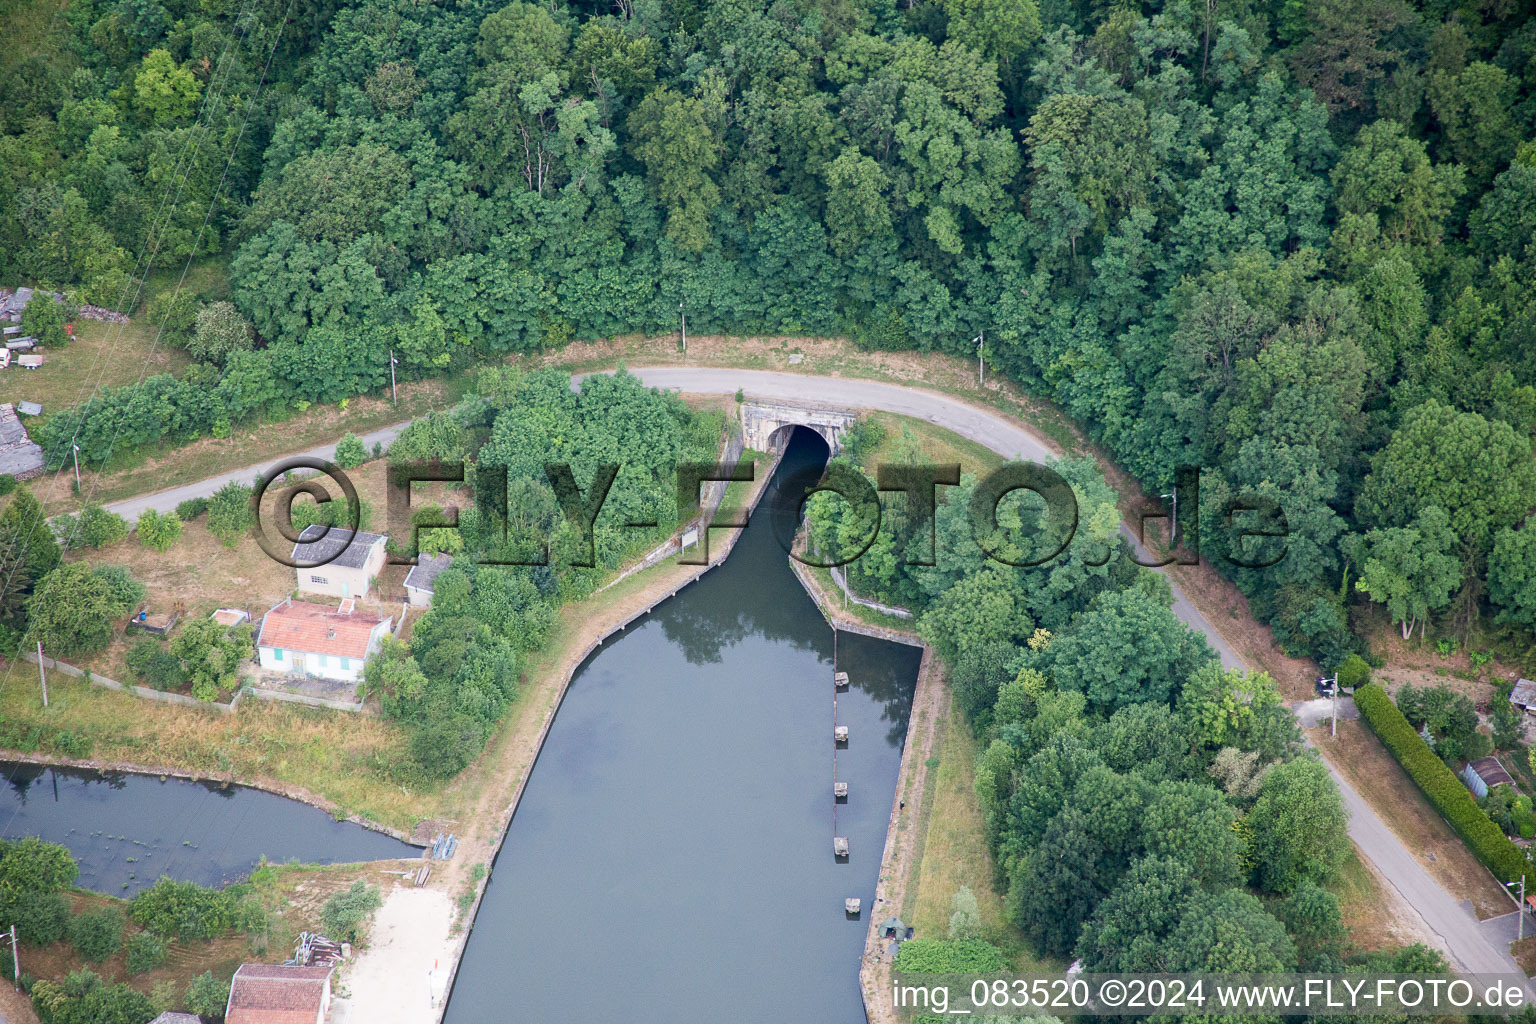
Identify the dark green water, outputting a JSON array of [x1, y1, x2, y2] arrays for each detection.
[[444, 428, 920, 1024], [0, 761, 416, 891]]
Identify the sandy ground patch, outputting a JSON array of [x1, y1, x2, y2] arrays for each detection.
[[335, 886, 456, 1024]]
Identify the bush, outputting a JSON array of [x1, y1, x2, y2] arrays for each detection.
[[1354, 684, 1531, 885], [124, 931, 166, 975], [175, 497, 208, 520], [136, 508, 182, 551], [70, 503, 128, 549], [0, 474, 16, 497], [5, 889, 70, 946], [126, 638, 185, 691], [409, 715, 485, 779], [334, 432, 367, 469], [205, 482, 252, 547], [892, 938, 1009, 973], [69, 907, 124, 962], [1336, 653, 1371, 689], [320, 881, 382, 942], [30, 970, 155, 1024], [146, 289, 199, 348], [129, 878, 239, 942], [184, 970, 232, 1019], [190, 301, 254, 364]]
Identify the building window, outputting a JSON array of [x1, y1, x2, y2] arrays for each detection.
[[340, 657, 350, 671], [310, 575, 328, 585], [273, 649, 284, 661]]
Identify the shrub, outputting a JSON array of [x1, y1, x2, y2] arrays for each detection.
[[129, 878, 239, 942], [6, 889, 70, 946], [1354, 684, 1531, 885], [334, 432, 367, 469], [409, 715, 485, 779], [176, 497, 209, 520], [146, 288, 199, 348], [190, 301, 254, 364], [0, 474, 16, 497], [69, 907, 124, 962], [1336, 653, 1371, 689], [320, 881, 382, 943], [30, 970, 155, 1024], [70, 503, 128, 549], [124, 931, 166, 975], [136, 508, 182, 551], [205, 481, 252, 547], [184, 970, 232, 1019], [892, 938, 1009, 973], [126, 638, 186, 691]]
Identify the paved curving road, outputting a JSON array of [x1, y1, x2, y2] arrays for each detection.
[[103, 421, 411, 525], [102, 363, 1526, 979]]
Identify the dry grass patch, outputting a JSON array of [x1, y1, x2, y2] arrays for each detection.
[[1309, 721, 1509, 918]]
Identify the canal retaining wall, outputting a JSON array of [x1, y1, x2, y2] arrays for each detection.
[[786, 549, 945, 1024]]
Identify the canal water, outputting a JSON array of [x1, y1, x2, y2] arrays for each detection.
[[444, 428, 920, 1024], [0, 761, 416, 891]]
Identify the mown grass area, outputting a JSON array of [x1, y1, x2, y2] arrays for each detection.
[[855, 411, 1008, 477], [0, 315, 192, 431], [905, 701, 1057, 973]]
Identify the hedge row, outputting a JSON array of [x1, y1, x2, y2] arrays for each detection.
[[1353, 683, 1531, 884]]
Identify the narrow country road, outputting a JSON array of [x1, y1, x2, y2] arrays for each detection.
[[101, 363, 1526, 979], [102, 421, 411, 524]]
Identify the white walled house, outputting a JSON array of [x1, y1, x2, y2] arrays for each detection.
[[256, 598, 391, 683], [291, 525, 388, 600]]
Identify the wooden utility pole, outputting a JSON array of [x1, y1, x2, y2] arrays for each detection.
[[679, 303, 687, 353], [389, 350, 398, 406], [36, 640, 47, 707], [9, 923, 17, 990]]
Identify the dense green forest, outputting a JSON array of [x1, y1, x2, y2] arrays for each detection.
[[3, 0, 1535, 662]]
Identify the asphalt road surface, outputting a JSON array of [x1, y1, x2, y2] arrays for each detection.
[[104, 363, 1527, 979]]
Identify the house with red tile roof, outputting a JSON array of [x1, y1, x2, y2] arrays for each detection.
[[255, 598, 392, 683], [225, 964, 334, 1024]]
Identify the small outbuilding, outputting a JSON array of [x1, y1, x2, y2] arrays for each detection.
[[1510, 678, 1536, 713], [404, 552, 452, 608], [1462, 755, 1516, 799]]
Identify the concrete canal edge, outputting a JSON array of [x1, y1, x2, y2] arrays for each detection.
[[787, 558, 944, 1024], [430, 448, 785, 1021]]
